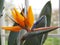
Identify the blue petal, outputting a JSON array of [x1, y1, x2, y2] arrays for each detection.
[[32, 15, 47, 29]]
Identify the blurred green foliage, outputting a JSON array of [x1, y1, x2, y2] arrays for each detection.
[[5, 37, 60, 45], [44, 37, 60, 45], [0, 0, 59, 45]]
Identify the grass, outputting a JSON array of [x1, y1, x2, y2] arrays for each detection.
[[44, 37, 60, 45], [5, 37, 60, 45]]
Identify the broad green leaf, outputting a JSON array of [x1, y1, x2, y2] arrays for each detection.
[[21, 27, 58, 40], [39, 1, 52, 44], [22, 15, 46, 45], [8, 23, 19, 45], [22, 1, 52, 45], [20, 16, 45, 45], [39, 1, 52, 26], [22, 16, 48, 45], [8, 32, 19, 45], [0, 0, 4, 16]]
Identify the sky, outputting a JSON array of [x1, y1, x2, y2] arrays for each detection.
[[5, 0, 59, 9], [5, 0, 59, 14]]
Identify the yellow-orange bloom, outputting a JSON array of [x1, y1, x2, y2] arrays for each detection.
[[1, 5, 60, 33], [12, 8, 25, 27], [2, 6, 34, 32], [2, 26, 21, 32], [25, 6, 34, 28]]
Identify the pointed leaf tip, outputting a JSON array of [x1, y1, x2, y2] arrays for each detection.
[[33, 26, 60, 31]]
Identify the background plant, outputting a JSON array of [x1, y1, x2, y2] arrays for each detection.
[[0, 0, 59, 45], [7, 1, 57, 45]]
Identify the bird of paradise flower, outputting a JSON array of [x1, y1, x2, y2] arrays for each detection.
[[2, 6, 60, 32]]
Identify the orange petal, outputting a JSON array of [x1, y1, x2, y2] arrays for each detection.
[[13, 8, 25, 27], [2, 26, 21, 32], [26, 6, 34, 28], [11, 9, 18, 23]]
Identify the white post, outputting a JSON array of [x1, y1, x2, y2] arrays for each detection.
[[57, 14, 60, 35], [0, 0, 5, 45], [25, 0, 29, 15], [0, 11, 5, 45]]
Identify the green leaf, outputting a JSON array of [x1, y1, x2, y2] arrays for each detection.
[[21, 16, 46, 45], [39, 1, 52, 26], [0, 0, 4, 17], [22, 1, 52, 45], [39, 1, 52, 44], [8, 23, 19, 45], [8, 32, 19, 45], [21, 27, 58, 40]]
